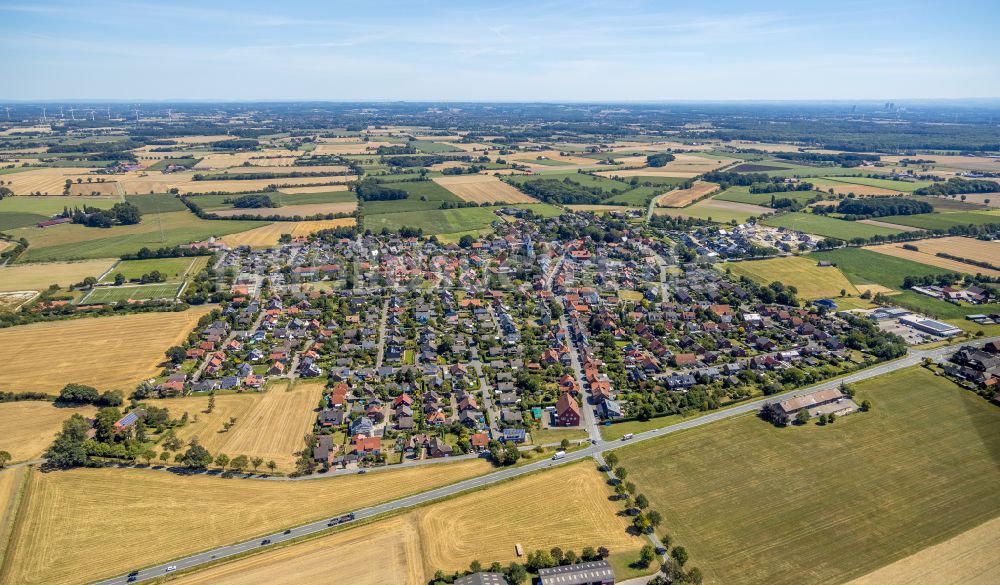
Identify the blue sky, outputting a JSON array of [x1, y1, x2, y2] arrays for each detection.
[[1, 0, 998, 101]]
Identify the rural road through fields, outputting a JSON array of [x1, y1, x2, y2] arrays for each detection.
[[89, 337, 998, 584]]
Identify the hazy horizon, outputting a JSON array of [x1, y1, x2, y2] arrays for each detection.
[[2, 0, 998, 102]]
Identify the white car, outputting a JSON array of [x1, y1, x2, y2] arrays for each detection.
[[166, 566, 177, 572]]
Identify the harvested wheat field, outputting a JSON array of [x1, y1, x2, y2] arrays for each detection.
[[313, 142, 394, 155], [882, 155, 1000, 173], [414, 462, 641, 574], [0, 258, 117, 292], [168, 517, 424, 585], [0, 459, 491, 585], [220, 218, 355, 247], [192, 379, 324, 471], [855, 284, 897, 295], [170, 462, 642, 585], [66, 181, 121, 196], [655, 180, 718, 207], [149, 392, 264, 453], [0, 306, 213, 393], [0, 402, 95, 463], [278, 184, 350, 194], [433, 175, 537, 203], [864, 237, 1000, 277], [4, 167, 105, 195], [845, 515, 1000, 585], [951, 193, 1000, 208]]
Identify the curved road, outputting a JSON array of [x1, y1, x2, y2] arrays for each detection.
[[89, 337, 995, 584]]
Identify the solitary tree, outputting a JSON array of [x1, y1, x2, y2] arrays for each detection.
[[639, 544, 657, 568], [795, 408, 811, 425], [267, 460, 277, 473], [0, 450, 11, 468], [671, 546, 689, 567], [251, 456, 264, 472], [603, 452, 618, 470], [215, 453, 230, 470]]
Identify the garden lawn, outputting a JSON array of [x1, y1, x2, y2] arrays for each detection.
[[613, 367, 1000, 585]]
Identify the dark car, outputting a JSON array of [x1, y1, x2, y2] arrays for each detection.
[[283, 529, 292, 535], [261, 539, 272, 545]]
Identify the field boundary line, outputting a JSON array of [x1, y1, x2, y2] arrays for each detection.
[[0, 466, 32, 582], [97, 259, 122, 283]]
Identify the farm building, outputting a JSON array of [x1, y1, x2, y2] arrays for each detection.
[[113, 409, 145, 432], [538, 560, 615, 584], [774, 388, 857, 423]]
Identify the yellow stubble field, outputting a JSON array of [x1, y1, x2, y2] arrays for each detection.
[[433, 175, 538, 203], [0, 402, 96, 463], [0, 459, 492, 585], [167, 462, 643, 585], [219, 218, 356, 247], [0, 306, 213, 393], [655, 180, 719, 207], [0, 258, 117, 292]]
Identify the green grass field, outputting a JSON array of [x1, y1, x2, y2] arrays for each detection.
[[99, 257, 198, 282], [0, 196, 120, 216], [656, 200, 768, 224], [810, 248, 951, 289], [875, 211, 1000, 231], [713, 186, 819, 207], [363, 203, 562, 234], [727, 256, 858, 299], [81, 282, 180, 304], [506, 171, 628, 191], [186, 190, 355, 211], [613, 366, 1000, 585], [362, 180, 461, 215], [0, 211, 48, 231], [409, 140, 463, 153], [881, 290, 1000, 323], [124, 194, 188, 214], [820, 176, 933, 193], [14, 210, 266, 262], [763, 212, 906, 240], [145, 158, 201, 171], [604, 186, 664, 206], [905, 195, 988, 212]]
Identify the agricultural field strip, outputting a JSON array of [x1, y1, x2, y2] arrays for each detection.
[[89, 337, 999, 585]]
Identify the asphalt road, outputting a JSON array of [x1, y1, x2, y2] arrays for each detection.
[[89, 337, 997, 584]]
